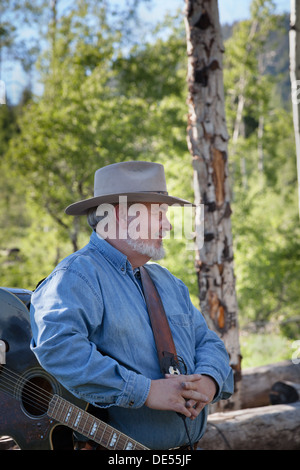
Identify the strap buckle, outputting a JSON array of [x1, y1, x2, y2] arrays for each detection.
[[161, 351, 187, 375]]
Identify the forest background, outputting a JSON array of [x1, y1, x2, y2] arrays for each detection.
[[0, 0, 299, 369]]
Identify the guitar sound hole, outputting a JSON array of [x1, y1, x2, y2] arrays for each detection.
[[21, 376, 53, 417]]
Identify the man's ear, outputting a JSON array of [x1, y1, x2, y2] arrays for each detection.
[[95, 203, 117, 239], [115, 203, 128, 236]]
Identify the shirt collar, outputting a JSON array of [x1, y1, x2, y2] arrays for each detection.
[[90, 230, 130, 274]]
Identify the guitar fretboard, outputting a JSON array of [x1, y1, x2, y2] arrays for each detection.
[[48, 394, 148, 450]]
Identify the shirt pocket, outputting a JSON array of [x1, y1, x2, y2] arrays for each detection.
[[168, 313, 193, 327]]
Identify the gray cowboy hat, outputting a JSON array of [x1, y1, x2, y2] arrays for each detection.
[[65, 161, 194, 216]]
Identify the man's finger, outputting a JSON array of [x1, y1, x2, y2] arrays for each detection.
[[175, 402, 192, 418], [182, 389, 209, 403], [165, 373, 202, 381]]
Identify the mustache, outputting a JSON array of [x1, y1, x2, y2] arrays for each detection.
[[126, 238, 166, 260]]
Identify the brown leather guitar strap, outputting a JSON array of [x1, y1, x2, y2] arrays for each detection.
[[139, 266, 196, 450], [139, 265, 182, 375]]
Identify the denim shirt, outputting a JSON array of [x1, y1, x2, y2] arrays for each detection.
[[30, 231, 233, 449]]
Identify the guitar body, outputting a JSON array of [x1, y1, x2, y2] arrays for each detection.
[[0, 288, 86, 450]]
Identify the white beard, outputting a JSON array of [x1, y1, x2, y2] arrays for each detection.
[[126, 238, 166, 261]]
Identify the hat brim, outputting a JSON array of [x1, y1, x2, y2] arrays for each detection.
[[65, 192, 195, 216]]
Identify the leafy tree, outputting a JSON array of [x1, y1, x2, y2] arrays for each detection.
[[224, 2, 299, 335], [1, 0, 299, 355], [2, 6, 196, 293], [0, 0, 47, 90]]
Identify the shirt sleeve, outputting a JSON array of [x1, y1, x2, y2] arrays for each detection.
[[191, 302, 234, 402], [150, 265, 234, 403], [30, 268, 151, 409]]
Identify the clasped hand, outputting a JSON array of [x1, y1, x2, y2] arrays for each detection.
[[145, 373, 216, 420]]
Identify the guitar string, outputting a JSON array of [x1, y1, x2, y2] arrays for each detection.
[[0, 382, 51, 414], [0, 368, 145, 449], [0, 365, 54, 400], [0, 366, 55, 413], [0, 366, 147, 449], [0, 366, 54, 401]]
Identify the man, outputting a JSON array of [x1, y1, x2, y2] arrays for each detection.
[[30, 161, 233, 450]]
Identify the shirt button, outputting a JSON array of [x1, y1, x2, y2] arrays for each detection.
[[129, 400, 134, 407]]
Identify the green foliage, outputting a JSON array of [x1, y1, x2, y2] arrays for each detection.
[[0, 0, 299, 369], [240, 331, 293, 368], [225, 1, 299, 340], [1, 6, 195, 293], [224, 0, 280, 139]]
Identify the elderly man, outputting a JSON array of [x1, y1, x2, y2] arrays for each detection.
[[30, 161, 233, 450]]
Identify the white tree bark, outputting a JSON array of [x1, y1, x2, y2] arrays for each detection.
[[240, 360, 300, 408], [290, 0, 300, 217], [198, 402, 300, 450], [184, 0, 241, 410]]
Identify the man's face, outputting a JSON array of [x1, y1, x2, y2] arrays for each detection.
[[126, 202, 171, 241], [95, 200, 172, 260], [124, 202, 172, 260]]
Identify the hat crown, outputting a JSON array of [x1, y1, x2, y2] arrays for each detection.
[[94, 161, 167, 197], [65, 160, 193, 215]]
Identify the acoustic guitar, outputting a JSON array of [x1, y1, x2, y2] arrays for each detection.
[[0, 287, 148, 450]]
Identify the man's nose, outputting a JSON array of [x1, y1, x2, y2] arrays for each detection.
[[161, 213, 172, 233]]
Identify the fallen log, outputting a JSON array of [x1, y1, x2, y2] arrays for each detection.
[[269, 381, 300, 405], [198, 402, 300, 450], [240, 360, 300, 409]]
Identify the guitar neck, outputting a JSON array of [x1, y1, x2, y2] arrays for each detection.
[[48, 394, 148, 450]]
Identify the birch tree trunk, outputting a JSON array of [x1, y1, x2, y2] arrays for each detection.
[[184, 0, 241, 410], [290, 0, 300, 218]]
